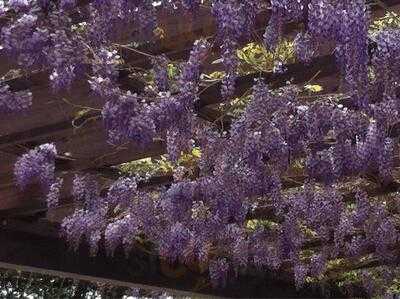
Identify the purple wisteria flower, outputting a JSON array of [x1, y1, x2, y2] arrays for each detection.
[[0, 84, 32, 114], [14, 143, 57, 190]]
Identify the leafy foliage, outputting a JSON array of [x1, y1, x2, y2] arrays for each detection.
[[237, 41, 295, 73], [119, 147, 201, 179]]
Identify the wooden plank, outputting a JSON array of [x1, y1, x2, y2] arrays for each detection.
[[0, 0, 399, 214], [0, 55, 337, 188], [0, 91, 397, 214], [197, 54, 338, 109], [0, 261, 222, 299], [0, 171, 173, 217], [250, 180, 400, 221], [0, 120, 165, 212], [0, 4, 214, 74], [0, 53, 337, 149], [0, 62, 396, 213], [1, 1, 399, 145], [0, 120, 165, 183], [1, 72, 99, 138], [0, 221, 331, 298]]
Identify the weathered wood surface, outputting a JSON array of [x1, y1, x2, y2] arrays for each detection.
[[0, 53, 339, 178], [0, 2, 399, 296], [0, 0, 398, 150], [0, 133, 165, 214], [0, 120, 165, 180], [2, 0, 399, 138], [0, 261, 222, 299], [0, 218, 341, 298], [0, 0, 399, 259]]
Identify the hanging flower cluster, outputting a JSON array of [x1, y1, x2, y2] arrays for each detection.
[[5, 0, 400, 295]]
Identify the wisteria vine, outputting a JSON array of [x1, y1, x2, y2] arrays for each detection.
[[4, 0, 400, 296]]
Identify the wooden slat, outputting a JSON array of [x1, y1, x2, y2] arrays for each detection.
[[0, 120, 165, 182], [0, 222, 327, 298], [198, 54, 338, 109], [1, 1, 399, 145], [1, 72, 99, 138], [0, 6, 217, 139], [0, 0, 400, 215], [0, 53, 337, 149], [0, 120, 165, 211], [0, 261, 221, 299]]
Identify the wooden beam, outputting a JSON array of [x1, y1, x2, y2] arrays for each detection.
[[0, 53, 337, 150], [249, 180, 400, 221], [197, 54, 338, 109], [0, 0, 399, 216], [0, 224, 327, 298], [0, 261, 221, 299], [0, 120, 165, 212], [1, 0, 399, 149], [0, 116, 169, 189]]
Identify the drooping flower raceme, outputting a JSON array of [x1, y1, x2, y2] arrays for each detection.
[[152, 55, 170, 92], [14, 143, 57, 190], [46, 177, 64, 208], [0, 84, 32, 114], [4, 0, 400, 294]]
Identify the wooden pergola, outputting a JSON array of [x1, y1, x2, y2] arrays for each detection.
[[1, 1, 400, 297]]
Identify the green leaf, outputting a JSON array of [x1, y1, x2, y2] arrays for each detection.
[[304, 84, 324, 93], [167, 63, 178, 79], [203, 71, 225, 80], [191, 147, 201, 158]]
